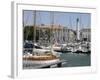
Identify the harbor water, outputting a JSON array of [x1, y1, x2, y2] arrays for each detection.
[[23, 52, 91, 69], [60, 52, 91, 67]]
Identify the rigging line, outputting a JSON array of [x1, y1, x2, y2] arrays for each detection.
[[79, 13, 82, 29], [38, 11, 42, 44], [24, 11, 32, 40], [69, 15, 72, 29], [32, 10, 37, 54], [50, 11, 54, 43], [33, 10, 36, 43], [25, 12, 30, 26], [50, 11, 54, 52]]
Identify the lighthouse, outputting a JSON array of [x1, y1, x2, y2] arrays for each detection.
[[76, 18, 80, 41]]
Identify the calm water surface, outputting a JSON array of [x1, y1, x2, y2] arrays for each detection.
[[23, 52, 91, 69], [60, 52, 91, 67]]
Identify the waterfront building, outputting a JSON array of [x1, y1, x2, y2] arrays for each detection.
[[24, 24, 91, 45], [80, 28, 91, 42], [36, 24, 76, 44]]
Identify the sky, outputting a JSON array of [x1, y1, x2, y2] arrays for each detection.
[[23, 10, 91, 30]]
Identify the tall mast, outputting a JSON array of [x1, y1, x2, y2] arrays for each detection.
[[23, 11, 30, 41], [50, 11, 54, 52], [50, 11, 54, 43], [38, 12, 41, 45], [33, 10, 36, 44], [33, 10, 36, 55]]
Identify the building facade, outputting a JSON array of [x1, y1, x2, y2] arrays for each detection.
[[80, 28, 91, 42], [37, 24, 76, 44]]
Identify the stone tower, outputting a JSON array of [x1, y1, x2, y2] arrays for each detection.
[[76, 18, 80, 41]]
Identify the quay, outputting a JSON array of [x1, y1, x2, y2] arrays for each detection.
[[23, 60, 67, 69]]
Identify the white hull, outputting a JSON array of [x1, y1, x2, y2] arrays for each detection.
[[23, 59, 60, 64], [45, 45, 61, 51], [33, 48, 50, 54]]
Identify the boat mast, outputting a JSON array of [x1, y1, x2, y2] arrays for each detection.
[[50, 11, 54, 52], [23, 11, 30, 41], [38, 12, 41, 45], [33, 10, 36, 54]]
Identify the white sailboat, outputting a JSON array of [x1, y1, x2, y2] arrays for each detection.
[[23, 11, 61, 65]]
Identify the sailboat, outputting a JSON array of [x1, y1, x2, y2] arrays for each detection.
[[23, 11, 60, 65]]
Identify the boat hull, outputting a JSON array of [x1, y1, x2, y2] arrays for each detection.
[[23, 59, 60, 64]]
